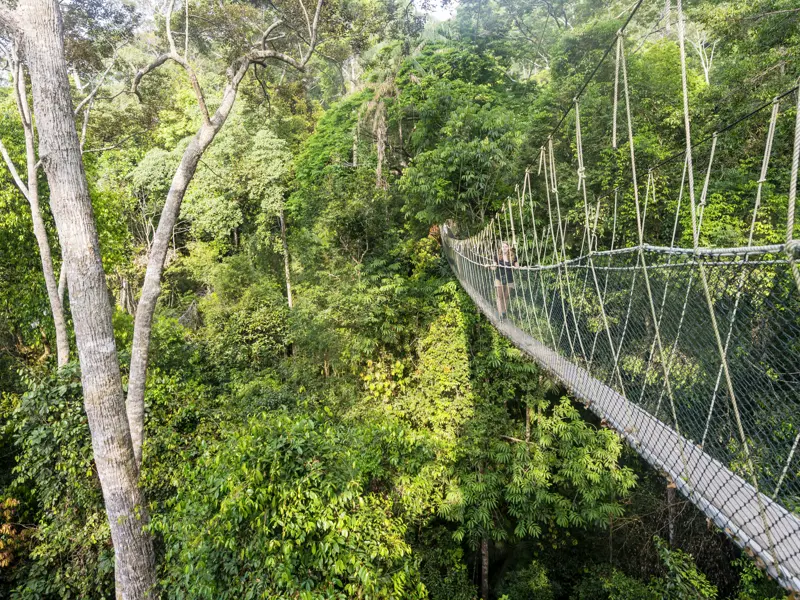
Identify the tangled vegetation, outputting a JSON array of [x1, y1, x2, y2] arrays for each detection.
[[0, 0, 797, 597]]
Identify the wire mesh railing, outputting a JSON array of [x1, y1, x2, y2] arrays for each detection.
[[437, 0, 800, 589], [443, 234, 800, 591]]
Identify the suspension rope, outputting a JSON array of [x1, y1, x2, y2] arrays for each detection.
[[621, 29, 693, 483], [549, 138, 590, 362], [676, 0, 779, 568], [440, 1, 800, 588], [529, 164, 560, 348], [543, 141, 578, 358], [515, 179, 540, 337], [576, 99, 627, 393], [787, 84, 800, 292], [701, 103, 777, 446]]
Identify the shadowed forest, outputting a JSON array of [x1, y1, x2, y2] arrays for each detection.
[[0, 0, 798, 598]]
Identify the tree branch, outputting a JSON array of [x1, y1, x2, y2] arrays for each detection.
[[298, 0, 313, 42], [174, 54, 211, 124], [249, 0, 323, 71], [0, 4, 20, 34], [10, 51, 31, 130], [131, 51, 211, 124], [165, 0, 178, 55], [304, 0, 324, 64], [132, 0, 212, 126], [0, 137, 30, 200], [248, 47, 305, 70], [82, 135, 135, 154], [501, 435, 531, 444], [131, 53, 171, 99], [261, 19, 283, 49], [74, 51, 117, 115], [125, 0, 327, 466]]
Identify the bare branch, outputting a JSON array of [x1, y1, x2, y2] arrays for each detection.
[[173, 53, 211, 124], [82, 88, 127, 107], [132, 4, 212, 128], [263, 32, 286, 44], [297, 0, 312, 42], [0, 4, 20, 34], [82, 135, 135, 155], [131, 51, 211, 124], [248, 47, 305, 71], [131, 52, 171, 99], [249, 0, 323, 71], [305, 0, 324, 63], [0, 137, 30, 200], [11, 50, 31, 130], [261, 19, 283, 49], [165, 0, 178, 55], [501, 435, 530, 444], [74, 52, 117, 115], [252, 65, 273, 114]]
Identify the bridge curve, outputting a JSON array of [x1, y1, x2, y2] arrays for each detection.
[[443, 231, 800, 591], [435, 0, 800, 590]]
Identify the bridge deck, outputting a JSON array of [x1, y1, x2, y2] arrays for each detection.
[[447, 247, 800, 592]]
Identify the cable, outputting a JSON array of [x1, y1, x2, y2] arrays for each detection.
[[546, 0, 648, 140]]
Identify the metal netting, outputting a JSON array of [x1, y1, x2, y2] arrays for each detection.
[[440, 0, 800, 591], [443, 237, 800, 590]]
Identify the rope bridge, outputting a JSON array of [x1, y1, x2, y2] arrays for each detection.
[[442, 0, 800, 592]]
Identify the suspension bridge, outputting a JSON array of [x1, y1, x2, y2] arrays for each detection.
[[442, 0, 800, 593]]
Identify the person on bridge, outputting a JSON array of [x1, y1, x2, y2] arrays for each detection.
[[494, 241, 518, 320]]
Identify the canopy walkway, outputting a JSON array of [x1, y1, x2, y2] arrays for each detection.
[[442, 0, 800, 592]]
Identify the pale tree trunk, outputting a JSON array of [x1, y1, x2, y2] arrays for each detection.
[[58, 256, 67, 304], [125, 0, 323, 465], [0, 50, 69, 367], [481, 537, 489, 600], [279, 209, 293, 309], [126, 68, 248, 465], [120, 277, 135, 315], [352, 122, 358, 166], [24, 138, 70, 367], [15, 1, 156, 597]]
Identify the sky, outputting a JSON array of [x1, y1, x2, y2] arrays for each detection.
[[421, 0, 458, 22]]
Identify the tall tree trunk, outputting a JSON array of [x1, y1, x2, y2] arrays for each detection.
[[127, 122, 218, 466], [0, 51, 70, 367], [17, 1, 156, 597], [26, 158, 70, 367], [481, 537, 489, 600], [123, 0, 322, 467], [120, 277, 135, 315], [126, 63, 249, 465], [279, 208, 293, 309], [58, 255, 67, 304]]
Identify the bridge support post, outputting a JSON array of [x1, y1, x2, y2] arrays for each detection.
[[481, 536, 489, 600], [667, 479, 677, 547]]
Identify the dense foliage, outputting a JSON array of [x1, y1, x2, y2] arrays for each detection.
[[0, 0, 797, 597]]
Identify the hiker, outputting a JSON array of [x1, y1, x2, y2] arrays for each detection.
[[494, 241, 518, 320]]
